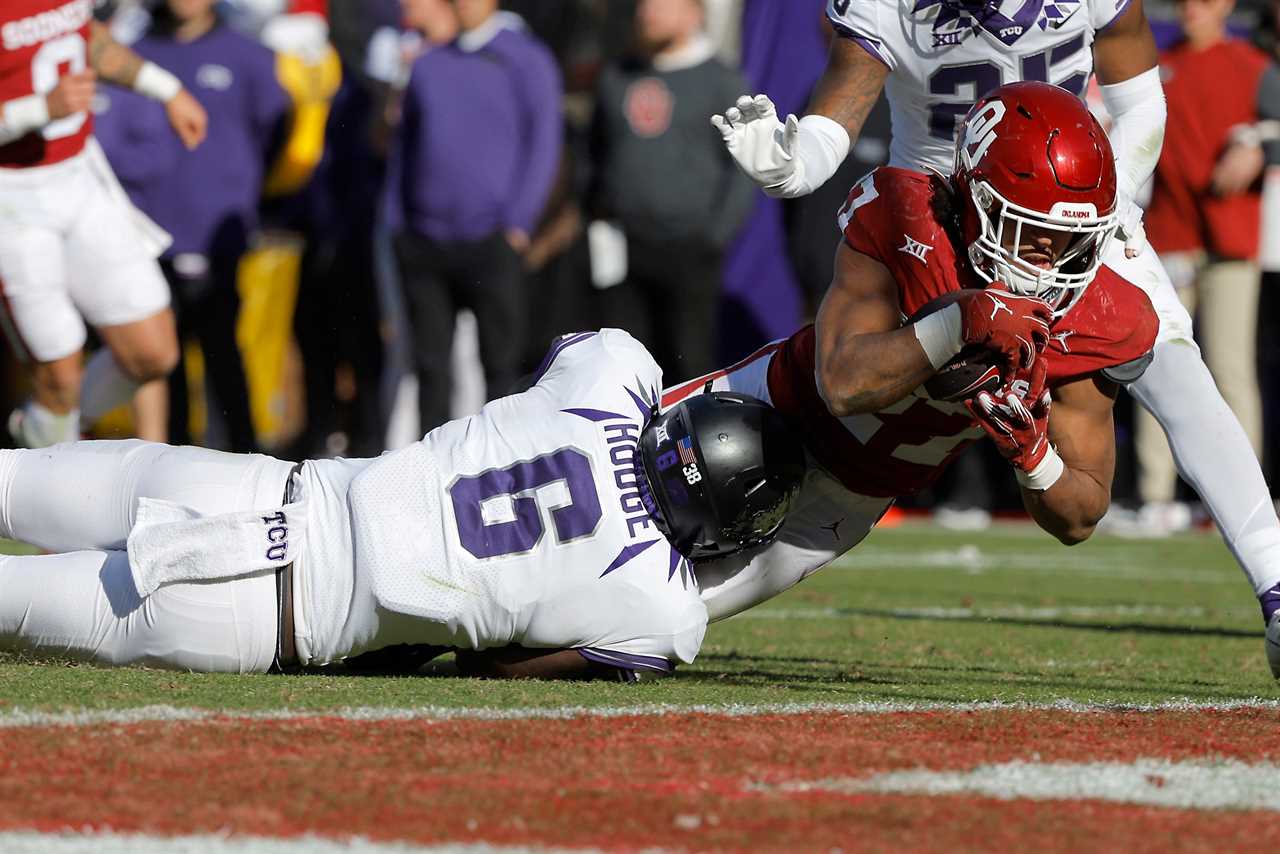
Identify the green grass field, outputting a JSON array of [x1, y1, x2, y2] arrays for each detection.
[[0, 523, 1273, 713]]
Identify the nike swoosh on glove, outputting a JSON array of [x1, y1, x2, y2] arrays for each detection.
[[956, 289, 1052, 373], [711, 94, 799, 196], [966, 358, 1052, 475]]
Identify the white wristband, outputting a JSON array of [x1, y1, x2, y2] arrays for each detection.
[[767, 113, 852, 199], [1, 94, 50, 140], [1015, 445, 1065, 492], [134, 62, 183, 103], [912, 303, 964, 370]]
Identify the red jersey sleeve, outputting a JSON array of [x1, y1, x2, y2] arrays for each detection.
[[1044, 266, 1159, 386], [836, 167, 976, 316]]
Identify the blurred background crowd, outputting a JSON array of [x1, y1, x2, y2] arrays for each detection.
[[2, 0, 1278, 534]]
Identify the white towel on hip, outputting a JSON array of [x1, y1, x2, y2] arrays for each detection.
[[126, 497, 309, 597]]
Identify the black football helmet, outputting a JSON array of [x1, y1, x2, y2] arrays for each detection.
[[637, 392, 807, 561]]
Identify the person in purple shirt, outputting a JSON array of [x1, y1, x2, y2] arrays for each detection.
[[393, 0, 563, 433], [112, 0, 290, 452]]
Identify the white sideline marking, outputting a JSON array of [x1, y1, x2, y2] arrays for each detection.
[[0, 833, 594, 854], [833, 545, 1240, 584], [737, 604, 1242, 621], [760, 759, 1280, 812], [0, 699, 1278, 729]]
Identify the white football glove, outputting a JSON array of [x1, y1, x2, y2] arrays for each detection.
[[1114, 190, 1147, 259], [711, 94, 798, 197], [710, 94, 850, 199]]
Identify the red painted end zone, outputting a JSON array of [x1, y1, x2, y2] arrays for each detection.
[[2, 708, 1279, 851]]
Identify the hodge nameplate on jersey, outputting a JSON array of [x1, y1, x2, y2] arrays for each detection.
[[336, 329, 708, 673]]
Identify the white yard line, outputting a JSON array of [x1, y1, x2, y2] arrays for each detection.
[[0, 699, 1278, 729], [734, 604, 1247, 621], [756, 758, 1280, 812], [829, 545, 1241, 584], [0, 833, 594, 854]]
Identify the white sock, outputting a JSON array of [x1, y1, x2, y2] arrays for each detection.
[[12, 400, 79, 447], [79, 350, 142, 426]]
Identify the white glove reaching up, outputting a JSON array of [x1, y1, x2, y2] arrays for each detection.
[[711, 94, 798, 196], [711, 94, 850, 199]]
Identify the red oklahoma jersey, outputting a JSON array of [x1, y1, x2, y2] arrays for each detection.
[[0, 0, 95, 168], [766, 167, 1158, 498]]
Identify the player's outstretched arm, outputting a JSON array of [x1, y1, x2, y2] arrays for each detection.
[[972, 370, 1117, 545], [710, 39, 886, 199], [815, 244, 935, 416], [808, 37, 890, 145], [1092, 0, 1163, 257], [1022, 376, 1117, 544], [816, 244, 1051, 417], [454, 646, 635, 681], [88, 22, 207, 149]]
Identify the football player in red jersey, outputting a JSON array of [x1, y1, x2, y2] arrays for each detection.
[[0, 2, 206, 447], [668, 82, 1159, 622]]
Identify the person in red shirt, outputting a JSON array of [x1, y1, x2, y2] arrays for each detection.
[[1138, 0, 1279, 525], [0, 3, 206, 448]]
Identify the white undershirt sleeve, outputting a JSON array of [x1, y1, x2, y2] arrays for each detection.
[[1099, 66, 1166, 200]]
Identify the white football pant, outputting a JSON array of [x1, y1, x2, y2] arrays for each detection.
[[0, 441, 292, 671], [1103, 239, 1280, 595], [0, 142, 170, 363]]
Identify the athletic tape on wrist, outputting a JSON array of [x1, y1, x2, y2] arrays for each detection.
[[134, 62, 183, 103], [912, 303, 964, 370], [3, 94, 50, 136], [1016, 445, 1065, 492]]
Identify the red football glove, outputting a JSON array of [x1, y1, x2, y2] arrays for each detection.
[[955, 289, 1052, 373], [965, 358, 1052, 474]]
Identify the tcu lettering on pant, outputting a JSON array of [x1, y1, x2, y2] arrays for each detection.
[[261, 511, 289, 562]]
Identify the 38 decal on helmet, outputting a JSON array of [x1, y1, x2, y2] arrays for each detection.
[[638, 392, 806, 561]]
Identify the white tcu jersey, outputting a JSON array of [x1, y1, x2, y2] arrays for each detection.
[[826, 0, 1126, 171], [343, 329, 707, 673]]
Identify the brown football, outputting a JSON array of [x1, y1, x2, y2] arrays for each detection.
[[909, 292, 1005, 403]]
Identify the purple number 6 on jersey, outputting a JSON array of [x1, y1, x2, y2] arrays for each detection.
[[450, 448, 603, 560]]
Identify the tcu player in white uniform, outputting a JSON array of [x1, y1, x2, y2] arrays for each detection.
[[711, 0, 1280, 674], [0, 1, 206, 448], [0, 330, 806, 679]]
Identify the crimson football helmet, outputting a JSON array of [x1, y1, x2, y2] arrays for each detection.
[[952, 81, 1118, 316]]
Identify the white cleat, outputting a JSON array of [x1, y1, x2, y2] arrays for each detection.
[[5, 409, 27, 449], [1266, 612, 1280, 680]]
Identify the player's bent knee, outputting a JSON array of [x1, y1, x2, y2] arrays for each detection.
[[119, 341, 179, 382]]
